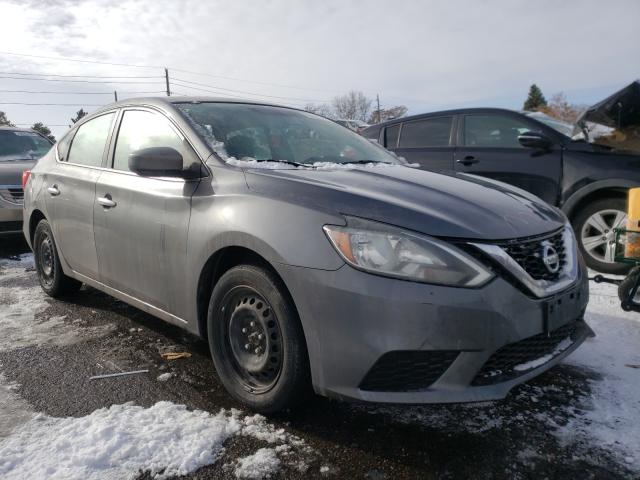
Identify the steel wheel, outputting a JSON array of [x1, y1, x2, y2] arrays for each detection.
[[221, 286, 283, 394], [580, 208, 626, 264], [37, 231, 56, 288]]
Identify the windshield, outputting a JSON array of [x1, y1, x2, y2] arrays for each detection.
[[176, 103, 401, 166], [0, 130, 52, 162], [524, 112, 575, 137]]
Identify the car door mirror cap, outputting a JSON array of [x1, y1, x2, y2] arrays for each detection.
[[128, 147, 186, 177], [518, 132, 552, 150]]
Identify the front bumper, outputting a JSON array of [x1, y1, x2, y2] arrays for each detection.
[[277, 260, 590, 404]]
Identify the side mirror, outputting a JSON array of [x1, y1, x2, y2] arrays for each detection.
[[129, 147, 184, 177], [518, 132, 552, 150]]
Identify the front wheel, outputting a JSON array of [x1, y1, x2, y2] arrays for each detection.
[[33, 220, 82, 297], [573, 197, 630, 275], [207, 264, 310, 413]]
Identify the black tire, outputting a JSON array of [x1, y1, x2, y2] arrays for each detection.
[[207, 264, 310, 413], [572, 197, 630, 275], [33, 220, 82, 297]]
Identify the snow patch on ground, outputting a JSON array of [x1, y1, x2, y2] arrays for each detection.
[[234, 448, 281, 479], [0, 373, 35, 440], [556, 279, 640, 466], [156, 372, 173, 382], [0, 403, 308, 480]]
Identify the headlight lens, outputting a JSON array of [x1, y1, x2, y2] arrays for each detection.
[[323, 220, 494, 287]]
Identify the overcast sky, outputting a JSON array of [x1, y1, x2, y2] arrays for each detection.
[[1, 0, 638, 138]]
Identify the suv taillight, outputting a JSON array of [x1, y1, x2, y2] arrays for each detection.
[[22, 170, 31, 189]]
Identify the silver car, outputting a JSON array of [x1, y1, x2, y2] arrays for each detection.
[[23, 97, 591, 413], [0, 126, 52, 234]]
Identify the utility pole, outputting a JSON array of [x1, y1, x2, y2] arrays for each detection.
[[114, 91, 118, 102], [165, 67, 171, 97], [376, 94, 381, 124]]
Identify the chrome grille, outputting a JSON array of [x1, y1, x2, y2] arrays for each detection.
[[500, 230, 566, 281], [0, 186, 24, 205]]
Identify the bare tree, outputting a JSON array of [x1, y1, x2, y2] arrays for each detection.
[[331, 91, 372, 121], [304, 103, 334, 119], [538, 92, 586, 123]]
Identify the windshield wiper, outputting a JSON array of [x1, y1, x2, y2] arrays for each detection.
[[253, 159, 313, 168]]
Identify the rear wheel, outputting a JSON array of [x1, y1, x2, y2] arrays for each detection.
[[573, 197, 629, 275], [33, 220, 82, 297], [207, 264, 310, 413]]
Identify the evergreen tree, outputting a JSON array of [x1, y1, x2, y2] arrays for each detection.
[[69, 108, 88, 127], [31, 122, 56, 143], [523, 84, 547, 111]]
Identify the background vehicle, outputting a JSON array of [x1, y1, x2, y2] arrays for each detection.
[[362, 108, 640, 274], [334, 118, 370, 133], [24, 98, 590, 413], [0, 126, 53, 235]]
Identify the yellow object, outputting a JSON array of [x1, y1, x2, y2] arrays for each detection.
[[625, 188, 640, 258]]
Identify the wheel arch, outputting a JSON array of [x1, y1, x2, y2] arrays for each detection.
[[195, 245, 299, 343], [28, 209, 47, 245], [562, 180, 634, 220]]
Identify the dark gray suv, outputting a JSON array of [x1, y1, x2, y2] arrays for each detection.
[[23, 97, 591, 412]]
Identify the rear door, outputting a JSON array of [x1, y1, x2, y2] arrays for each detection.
[[453, 113, 562, 205], [44, 112, 116, 279], [93, 108, 202, 315], [386, 116, 455, 171]]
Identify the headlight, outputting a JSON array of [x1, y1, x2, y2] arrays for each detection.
[[323, 219, 494, 287]]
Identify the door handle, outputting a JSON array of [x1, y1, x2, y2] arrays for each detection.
[[456, 156, 479, 166], [97, 195, 117, 208], [47, 185, 60, 196]]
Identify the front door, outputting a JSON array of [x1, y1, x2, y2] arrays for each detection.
[[453, 113, 562, 205], [45, 112, 116, 279], [93, 108, 200, 314]]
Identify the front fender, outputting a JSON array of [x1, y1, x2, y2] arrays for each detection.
[[561, 178, 638, 217]]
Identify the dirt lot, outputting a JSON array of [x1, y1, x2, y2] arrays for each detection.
[[1, 236, 638, 479]]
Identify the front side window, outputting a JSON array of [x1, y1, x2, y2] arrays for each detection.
[[66, 113, 115, 167], [0, 130, 52, 162], [177, 103, 400, 166], [464, 115, 539, 148], [398, 117, 452, 148], [113, 110, 184, 171]]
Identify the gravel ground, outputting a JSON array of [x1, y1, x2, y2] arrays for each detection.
[[0, 235, 637, 479]]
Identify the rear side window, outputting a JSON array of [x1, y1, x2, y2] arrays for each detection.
[[398, 117, 452, 148], [463, 115, 539, 148], [385, 124, 400, 148], [66, 113, 115, 167], [112, 110, 185, 172]]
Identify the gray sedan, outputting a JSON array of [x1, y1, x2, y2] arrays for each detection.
[[23, 97, 591, 412]]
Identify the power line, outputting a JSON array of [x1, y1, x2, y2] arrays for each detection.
[[0, 50, 337, 94], [0, 50, 161, 69], [0, 76, 163, 85], [0, 71, 162, 79], [172, 77, 328, 103], [0, 89, 165, 95], [0, 102, 104, 106]]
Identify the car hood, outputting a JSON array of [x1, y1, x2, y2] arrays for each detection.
[[243, 165, 564, 240], [0, 160, 36, 186]]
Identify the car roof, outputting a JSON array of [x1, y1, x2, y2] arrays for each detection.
[[0, 125, 38, 132], [366, 107, 521, 129]]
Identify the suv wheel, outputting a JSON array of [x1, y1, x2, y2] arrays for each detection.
[[33, 220, 82, 297], [207, 264, 310, 413], [573, 197, 629, 275]]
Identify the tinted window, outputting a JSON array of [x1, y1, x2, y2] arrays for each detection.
[[398, 117, 452, 148], [464, 115, 539, 148], [67, 113, 115, 167], [385, 124, 400, 148], [361, 126, 381, 142], [0, 130, 51, 162], [113, 110, 184, 171]]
